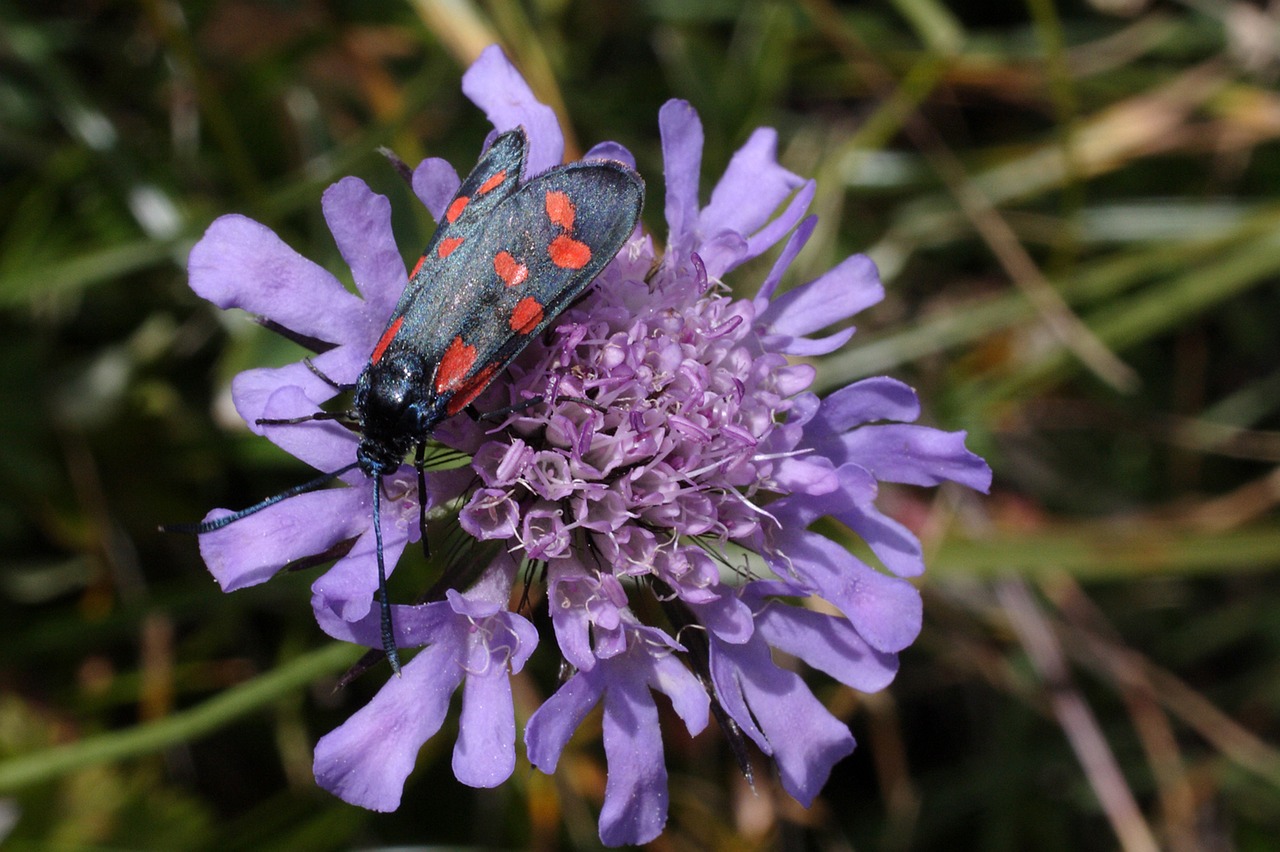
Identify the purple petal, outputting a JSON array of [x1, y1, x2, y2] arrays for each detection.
[[658, 100, 703, 256], [322, 177, 406, 320], [598, 682, 668, 846], [770, 465, 877, 529], [838, 500, 926, 578], [313, 638, 464, 811], [770, 527, 922, 653], [782, 464, 926, 579], [762, 327, 856, 357], [748, 586, 900, 692], [229, 346, 363, 436], [423, 465, 477, 511], [584, 141, 636, 169], [693, 231, 749, 277], [525, 670, 603, 772], [502, 611, 541, 673], [760, 253, 882, 339], [251, 385, 362, 477], [698, 128, 804, 250], [774, 363, 817, 397], [188, 215, 367, 345], [411, 157, 460, 222], [314, 599, 452, 647], [310, 517, 412, 623], [735, 181, 816, 274], [771, 455, 838, 495], [229, 363, 330, 437], [646, 639, 710, 734], [445, 545, 528, 613], [459, 488, 520, 540], [199, 486, 366, 591], [754, 216, 817, 304], [840, 425, 994, 492], [461, 45, 563, 175], [454, 670, 516, 788], [692, 591, 756, 644], [547, 567, 597, 671], [818, 377, 921, 431], [710, 636, 856, 806], [444, 585, 501, 619], [307, 465, 419, 623]]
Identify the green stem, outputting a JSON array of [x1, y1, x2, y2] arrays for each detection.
[[0, 642, 361, 792]]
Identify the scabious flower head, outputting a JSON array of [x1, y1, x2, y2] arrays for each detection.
[[187, 45, 991, 846]]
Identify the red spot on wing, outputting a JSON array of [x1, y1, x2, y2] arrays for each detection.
[[445, 196, 469, 223], [371, 316, 404, 365], [478, 170, 507, 195], [510, 297, 544, 334], [438, 236, 464, 258], [409, 254, 426, 279], [548, 234, 591, 269], [545, 190, 576, 230], [445, 364, 499, 416], [493, 250, 529, 287], [434, 336, 477, 394]]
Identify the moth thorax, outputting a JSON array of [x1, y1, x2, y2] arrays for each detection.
[[355, 351, 428, 474]]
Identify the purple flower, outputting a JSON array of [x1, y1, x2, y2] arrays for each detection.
[[525, 622, 710, 846], [186, 45, 991, 847], [311, 553, 536, 809]]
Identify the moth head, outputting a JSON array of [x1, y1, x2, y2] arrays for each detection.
[[355, 351, 427, 473]]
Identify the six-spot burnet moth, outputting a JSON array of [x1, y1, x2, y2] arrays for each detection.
[[168, 128, 645, 673]]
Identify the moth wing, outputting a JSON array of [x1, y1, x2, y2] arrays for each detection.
[[374, 128, 530, 351], [409, 160, 644, 414], [514, 161, 645, 322], [417, 128, 529, 259]]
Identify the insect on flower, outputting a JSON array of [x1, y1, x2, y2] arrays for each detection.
[[167, 45, 992, 845], [166, 127, 644, 672]]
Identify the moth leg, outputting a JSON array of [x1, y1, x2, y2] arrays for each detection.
[[466, 396, 542, 423], [303, 357, 355, 391], [467, 394, 605, 424], [414, 442, 430, 561], [256, 410, 357, 427], [548, 395, 607, 415]]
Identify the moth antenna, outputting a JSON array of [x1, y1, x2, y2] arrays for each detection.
[[160, 461, 361, 534], [302, 357, 354, 391], [373, 472, 402, 675]]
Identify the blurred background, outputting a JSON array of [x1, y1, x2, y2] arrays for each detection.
[[2, 0, 1279, 849]]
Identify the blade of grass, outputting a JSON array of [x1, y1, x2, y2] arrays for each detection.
[[0, 641, 361, 792], [928, 524, 1280, 581]]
